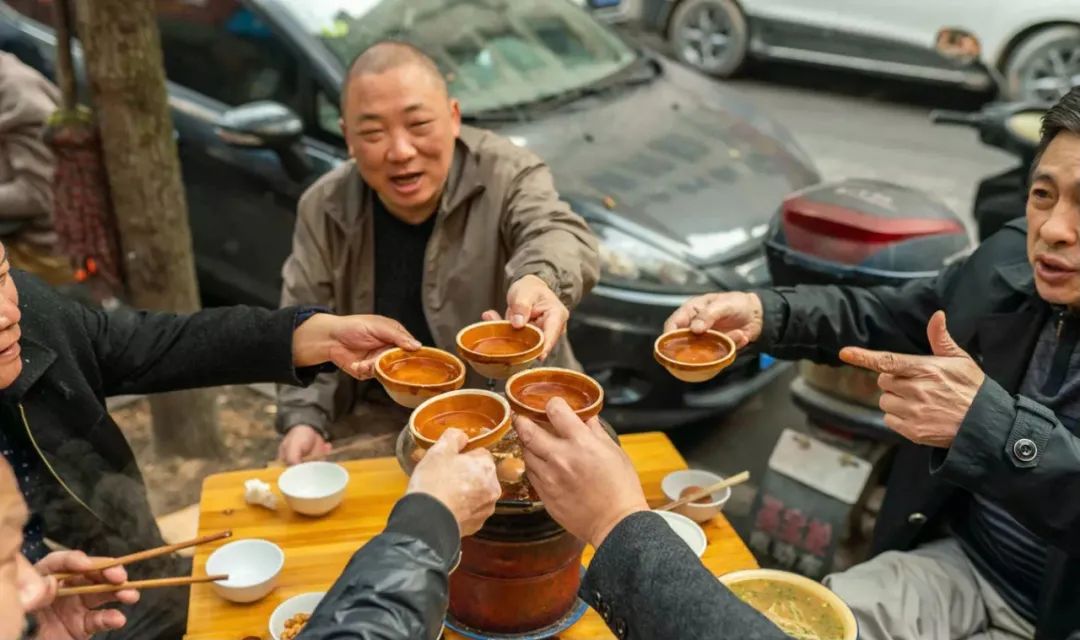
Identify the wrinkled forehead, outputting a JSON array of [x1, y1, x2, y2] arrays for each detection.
[[344, 64, 450, 117]]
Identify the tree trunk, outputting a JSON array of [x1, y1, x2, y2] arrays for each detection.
[[74, 0, 224, 459]]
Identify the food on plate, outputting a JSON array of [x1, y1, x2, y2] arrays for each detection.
[[243, 478, 277, 510], [730, 579, 845, 640], [384, 356, 459, 385], [679, 485, 712, 504], [496, 456, 526, 483], [516, 380, 591, 411], [281, 612, 310, 640], [659, 334, 728, 364]]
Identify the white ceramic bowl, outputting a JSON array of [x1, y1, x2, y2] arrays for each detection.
[[269, 591, 325, 640], [661, 469, 732, 523], [652, 510, 708, 557], [278, 461, 349, 516], [206, 539, 284, 603]]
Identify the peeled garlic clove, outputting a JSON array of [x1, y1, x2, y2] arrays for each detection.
[[243, 478, 278, 510], [497, 456, 526, 483]]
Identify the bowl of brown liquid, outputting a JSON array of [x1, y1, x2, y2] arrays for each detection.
[[654, 329, 737, 383], [505, 367, 604, 429], [374, 347, 466, 408], [456, 321, 544, 380], [409, 389, 512, 452]]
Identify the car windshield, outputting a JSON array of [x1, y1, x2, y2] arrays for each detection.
[[289, 0, 639, 113]]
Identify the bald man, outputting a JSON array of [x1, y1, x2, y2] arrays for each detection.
[[276, 41, 600, 463]]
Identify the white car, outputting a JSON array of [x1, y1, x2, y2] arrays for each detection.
[[641, 0, 1080, 102]]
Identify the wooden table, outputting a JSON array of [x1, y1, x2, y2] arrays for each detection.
[[184, 432, 758, 639]]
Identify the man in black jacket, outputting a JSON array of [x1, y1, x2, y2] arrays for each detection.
[[296, 427, 500, 640], [515, 398, 787, 640], [0, 249, 430, 640], [665, 88, 1080, 639]]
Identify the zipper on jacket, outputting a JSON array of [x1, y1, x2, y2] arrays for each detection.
[[17, 403, 105, 523]]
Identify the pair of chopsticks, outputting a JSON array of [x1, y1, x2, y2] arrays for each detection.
[[267, 432, 396, 468], [55, 530, 232, 597], [657, 471, 751, 512]]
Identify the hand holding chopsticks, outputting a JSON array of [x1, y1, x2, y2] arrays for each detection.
[[57, 574, 228, 597], [53, 530, 232, 582], [46, 530, 233, 602]]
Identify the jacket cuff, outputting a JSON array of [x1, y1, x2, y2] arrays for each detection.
[[275, 406, 330, 437], [513, 266, 573, 308], [931, 376, 1039, 484], [752, 289, 789, 352], [387, 494, 461, 571]]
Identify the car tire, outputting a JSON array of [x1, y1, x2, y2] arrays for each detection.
[[666, 0, 749, 77], [1004, 24, 1080, 103]]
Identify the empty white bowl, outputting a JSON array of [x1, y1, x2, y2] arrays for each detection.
[[278, 461, 349, 516], [269, 591, 325, 640], [652, 510, 708, 558], [206, 539, 284, 603], [661, 469, 732, 524]]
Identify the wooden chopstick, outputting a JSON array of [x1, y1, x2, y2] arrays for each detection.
[[53, 531, 232, 582], [267, 433, 395, 467], [658, 471, 751, 512], [57, 574, 228, 597]]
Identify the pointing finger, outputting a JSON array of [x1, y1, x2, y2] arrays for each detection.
[[839, 347, 925, 376]]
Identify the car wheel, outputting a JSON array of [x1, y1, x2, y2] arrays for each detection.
[[1004, 24, 1080, 103], [666, 0, 749, 77]]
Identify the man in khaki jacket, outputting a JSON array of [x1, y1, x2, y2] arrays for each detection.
[[276, 42, 599, 463]]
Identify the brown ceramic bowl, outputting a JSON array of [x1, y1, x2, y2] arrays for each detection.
[[456, 321, 544, 380], [408, 390, 512, 452], [374, 347, 466, 409], [505, 367, 604, 429], [653, 329, 737, 383]]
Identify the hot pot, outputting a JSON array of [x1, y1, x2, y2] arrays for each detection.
[[395, 423, 618, 634]]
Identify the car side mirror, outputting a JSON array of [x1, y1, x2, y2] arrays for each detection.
[[215, 101, 312, 180]]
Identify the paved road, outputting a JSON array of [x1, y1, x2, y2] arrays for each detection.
[[727, 63, 1016, 227], [655, 57, 1021, 559]]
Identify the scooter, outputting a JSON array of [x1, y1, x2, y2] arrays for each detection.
[[932, 101, 1045, 241]]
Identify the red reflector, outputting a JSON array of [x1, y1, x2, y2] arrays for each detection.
[[782, 197, 964, 264]]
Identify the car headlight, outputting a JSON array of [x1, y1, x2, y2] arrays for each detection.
[[592, 222, 714, 294]]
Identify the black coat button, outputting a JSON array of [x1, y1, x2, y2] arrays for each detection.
[[1013, 438, 1038, 462]]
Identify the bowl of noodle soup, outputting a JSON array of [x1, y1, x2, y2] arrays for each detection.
[[720, 569, 857, 640]]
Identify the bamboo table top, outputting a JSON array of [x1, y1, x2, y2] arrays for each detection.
[[183, 432, 758, 639]]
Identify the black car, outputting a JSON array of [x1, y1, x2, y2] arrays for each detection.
[[1, 0, 819, 429]]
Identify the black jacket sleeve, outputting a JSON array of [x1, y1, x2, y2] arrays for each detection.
[[580, 512, 787, 640], [298, 493, 460, 640], [753, 259, 965, 365], [77, 303, 318, 396]]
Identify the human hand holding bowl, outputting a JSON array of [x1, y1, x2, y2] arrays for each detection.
[[407, 428, 501, 536], [663, 292, 764, 350], [514, 398, 648, 548]]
